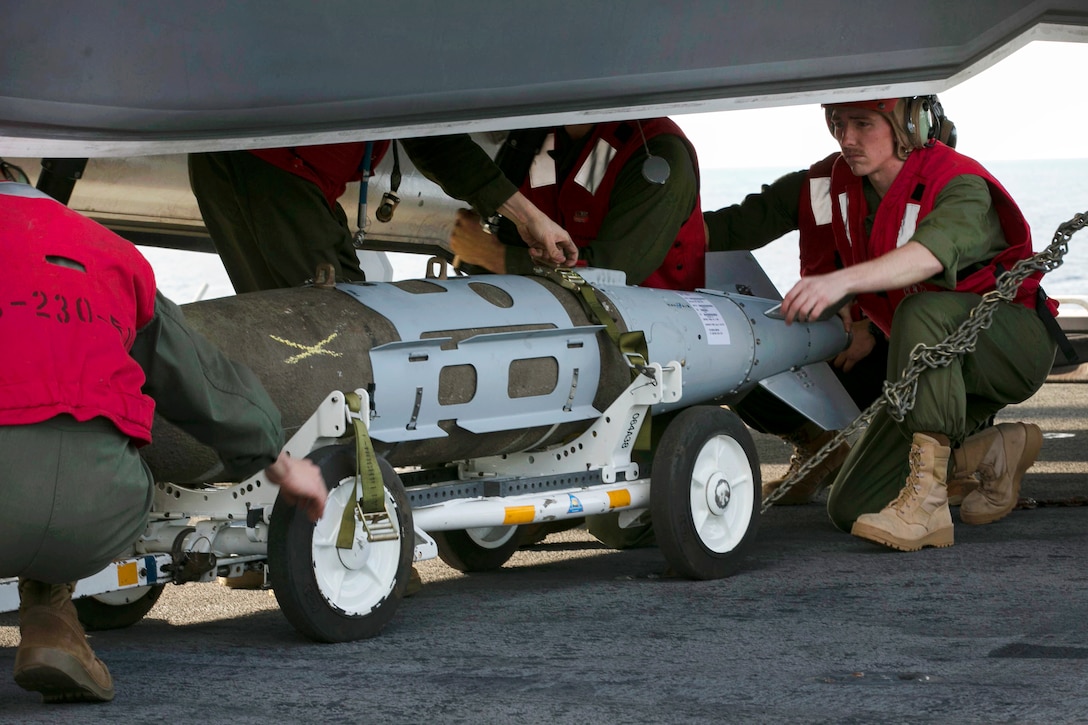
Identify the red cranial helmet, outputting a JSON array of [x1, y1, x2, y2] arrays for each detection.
[[822, 97, 955, 160]]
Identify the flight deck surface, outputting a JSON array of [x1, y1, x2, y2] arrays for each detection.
[[2, 382, 1086, 723]]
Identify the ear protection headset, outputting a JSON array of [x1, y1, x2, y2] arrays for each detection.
[[823, 95, 957, 152], [902, 95, 957, 149]]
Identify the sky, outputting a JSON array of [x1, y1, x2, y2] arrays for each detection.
[[673, 40, 1088, 168]]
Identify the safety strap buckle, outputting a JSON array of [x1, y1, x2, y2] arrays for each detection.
[[361, 511, 399, 542], [548, 266, 584, 291], [336, 390, 392, 549], [344, 396, 367, 426]]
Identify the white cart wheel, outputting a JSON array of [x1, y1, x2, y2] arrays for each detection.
[[433, 525, 520, 572], [74, 584, 165, 631], [650, 406, 760, 580], [269, 445, 413, 642]]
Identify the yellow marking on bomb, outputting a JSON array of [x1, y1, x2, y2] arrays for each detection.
[[269, 332, 344, 364]]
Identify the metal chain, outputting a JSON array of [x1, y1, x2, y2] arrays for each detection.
[[761, 210, 1088, 513]]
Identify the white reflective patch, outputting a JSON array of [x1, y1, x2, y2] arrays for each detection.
[[573, 138, 617, 195], [837, 192, 852, 247], [809, 177, 832, 226], [528, 133, 557, 189], [897, 203, 921, 247]]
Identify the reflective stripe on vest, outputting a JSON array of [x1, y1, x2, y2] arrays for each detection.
[[808, 176, 832, 226]]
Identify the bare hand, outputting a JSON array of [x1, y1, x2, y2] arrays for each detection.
[[498, 192, 578, 268], [450, 209, 506, 272], [780, 271, 851, 324], [266, 451, 327, 522], [518, 213, 579, 268], [834, 319, 877, 372]]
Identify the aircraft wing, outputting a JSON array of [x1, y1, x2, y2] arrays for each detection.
[[2, 1, 1088, 156]]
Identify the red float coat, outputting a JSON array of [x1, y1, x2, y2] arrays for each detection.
[[798, 143, 1051, 335], [0, 183, 157, 443], [250, 140, 392, 209], [519, 120, 706, 291], [797, 152, 842, 279]]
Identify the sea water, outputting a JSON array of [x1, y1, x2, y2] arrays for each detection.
[[144, 158, 1088, 303]]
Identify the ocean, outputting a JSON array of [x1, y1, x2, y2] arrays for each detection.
[[143, 158, 1088, 304]]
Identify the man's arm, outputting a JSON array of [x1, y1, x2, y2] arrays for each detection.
[[399, 136, 517, 218], [904, 175, 1009, 290], [703, 169, 807, 252], [780, 175, 1004, 324], [130, 292, 285, 476], [497, 191, 579, 267], [131, 292, 326, 517], [400, 135, 577, 267], [780, 241, 944, 323]]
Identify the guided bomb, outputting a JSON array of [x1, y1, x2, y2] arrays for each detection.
[[141, 273, 848, 483]]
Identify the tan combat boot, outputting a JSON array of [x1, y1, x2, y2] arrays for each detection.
[[761, 425, 849, 505], [851, 433, 954, 551], [957, 422, 1043, 526], [13, 578, 115, 703], [945, 471, 978, 507]]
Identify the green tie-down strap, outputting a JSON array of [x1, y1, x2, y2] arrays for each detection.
[[336, 391, 387, 550], [535, 267, 652, 450], [537, 267, 649, 372]]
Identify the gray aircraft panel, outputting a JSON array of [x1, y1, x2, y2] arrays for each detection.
[[2, 1, 1087, 155]]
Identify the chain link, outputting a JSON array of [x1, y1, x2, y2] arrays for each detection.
[[761, 210, 1088, 513]]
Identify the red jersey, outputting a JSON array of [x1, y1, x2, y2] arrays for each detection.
[[0, 183, 157, 442]]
